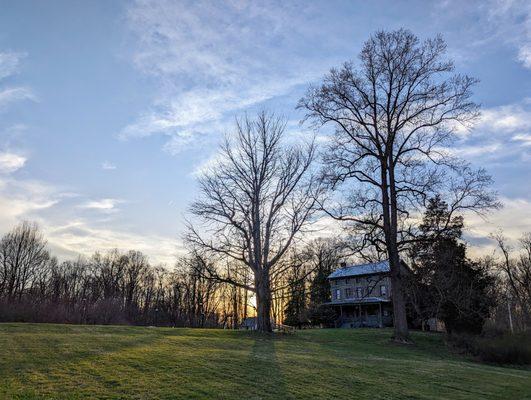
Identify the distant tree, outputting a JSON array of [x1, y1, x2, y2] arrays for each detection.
[[493, 232, 531, 331], [0, 221, 51, 302], [408, 196, 496, 334], [122, 250, 150, 320], [307, 240, 339, 305], [283, 266, 307, 328], [187, 112, 323, 332], [0, 221, 230, 327], [299, 29, 498, 342], [303, 239, 340, 326]]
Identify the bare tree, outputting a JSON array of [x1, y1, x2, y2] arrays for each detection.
[[0, 221, 230, 327], [0, 221, 50, 301], [187, 112, 322, 332], [299, 29, 498, 342], [493, 232, 531, 330]]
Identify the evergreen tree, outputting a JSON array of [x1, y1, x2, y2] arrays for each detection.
[[283, 274, 307, 328], [408, 196, 496, 334], [307, 240, 339, 326]]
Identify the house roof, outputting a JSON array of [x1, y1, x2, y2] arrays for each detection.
[[328, 260, 390, 279]]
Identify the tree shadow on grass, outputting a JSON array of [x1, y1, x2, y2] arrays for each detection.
[[241, 334, 290, 399]]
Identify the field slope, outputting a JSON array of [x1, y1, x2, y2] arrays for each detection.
[[0, 324, 529, 399]]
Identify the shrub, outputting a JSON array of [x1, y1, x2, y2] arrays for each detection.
[[448, 332, 531, 365]]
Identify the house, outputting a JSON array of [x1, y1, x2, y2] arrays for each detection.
[[325, 260, 398, 328]]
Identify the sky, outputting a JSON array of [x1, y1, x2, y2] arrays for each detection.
[[0, 0, 530, 265]]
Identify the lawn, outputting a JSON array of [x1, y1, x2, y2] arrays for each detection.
[[0, 324, 529, 399]]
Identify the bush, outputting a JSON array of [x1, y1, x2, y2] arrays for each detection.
[[448, 332, 531, 365]]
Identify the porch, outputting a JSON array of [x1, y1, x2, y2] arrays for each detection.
[[327, 300, 393, 328]]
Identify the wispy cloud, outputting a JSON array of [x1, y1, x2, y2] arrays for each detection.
[[0, 175, 62, 230], [449, 99, 531, 162], [0, 151, 26, 174], [0, 51, 25, 79], [79, 198, 122, 212], [189, 151, 225, 178], [0, 87, 35, 109], [46, 220, 183, 266], [465, 197, 531, 257], [486, 0, 531, 70], [479, 101, 531, 133], [0, 51, 35, 110], [101, 161, 117, 170], [123, 0, 335, 153], [432, 1, 531, 69], [512, 133, 531, 146]]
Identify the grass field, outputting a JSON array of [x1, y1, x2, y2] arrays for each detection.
[[0, 324, 529, 399]]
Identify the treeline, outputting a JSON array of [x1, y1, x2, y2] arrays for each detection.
[[0, 221, 340, 328], [1, 214, 529, 335], [0, 222, 228, 326]]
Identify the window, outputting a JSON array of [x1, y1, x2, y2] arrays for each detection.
[[380, 285, 388, 296], [345, 278, 350, 284], [335, 289, 341, 300], [345, 287, 354, 298], [356, 287, 363, 298]]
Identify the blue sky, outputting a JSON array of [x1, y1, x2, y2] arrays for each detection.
[[0, 0, 530, 264]]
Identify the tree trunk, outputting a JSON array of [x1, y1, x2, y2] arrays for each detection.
[[389, 251, 410, 343], [380, 158, 411, 343], [388, 160, 411, 343], [255, 271, 272, 332]]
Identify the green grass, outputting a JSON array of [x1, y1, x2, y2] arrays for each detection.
[[0, 324, 529, 399]]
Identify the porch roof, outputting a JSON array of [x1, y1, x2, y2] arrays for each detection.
[[324, 297, 391, 306]]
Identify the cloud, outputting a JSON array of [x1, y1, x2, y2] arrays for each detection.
[[0, 176, 62, 230], [101, 161, 117, 170], [0, 51, 35, 110], [189, 151, 225, 178], [123, 0, 334, 153], [478, 102, 531, 133], [518, 46, 531, 69], [479, 0, 531, 70], [0, 174, 179, 265], [449, 99, 531, 162], [465, 197, 531, 257], [0, 52, 25, 80], [0, 87, 35, 109], [46, 220, 183, 266], [79, 198, 122, 212], [513, 133, 531, 146], [0, 151, 26, 173]]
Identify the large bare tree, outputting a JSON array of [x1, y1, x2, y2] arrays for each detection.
[[187, 112, 322, 332], [299, 29, 498, 342]]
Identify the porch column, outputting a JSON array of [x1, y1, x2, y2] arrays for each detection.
[[378, 303, 382, 328]]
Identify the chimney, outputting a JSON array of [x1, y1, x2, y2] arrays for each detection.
[[340, 261, 347, 268]]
